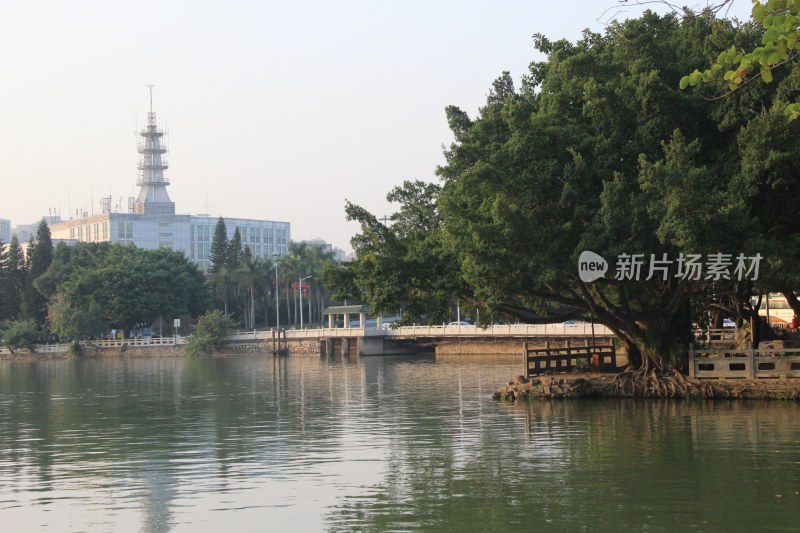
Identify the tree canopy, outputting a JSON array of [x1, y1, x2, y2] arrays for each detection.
[[337, 180, 464, 324], [681, 0, 800, 119], [22, 219, 53, 325], [208, 217, 229, 275], [36, 242, 207, 337], [336, 10, 799, 370]]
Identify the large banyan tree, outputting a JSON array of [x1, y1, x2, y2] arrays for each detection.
[[340, 10, 800, 376], [436, 10, 800, 371]]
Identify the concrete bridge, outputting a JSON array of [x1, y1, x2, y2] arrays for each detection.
[[227, 322, 615, 357]]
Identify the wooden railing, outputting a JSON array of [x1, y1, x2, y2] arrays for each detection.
[[689, 343, 800, 379], [706, 328, 738, 346], [523, 340, 616, 376]]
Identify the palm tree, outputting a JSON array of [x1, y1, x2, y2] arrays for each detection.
[[213, 266, 236, 316], [279, 241, 337, 328]]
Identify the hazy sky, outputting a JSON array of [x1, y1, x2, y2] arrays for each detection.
[[0, 1, 751, 250]]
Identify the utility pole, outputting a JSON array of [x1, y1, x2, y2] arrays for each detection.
[[273, 255, 280, 330]]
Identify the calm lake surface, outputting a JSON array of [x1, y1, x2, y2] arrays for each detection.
[[1, 354, 799, 532]]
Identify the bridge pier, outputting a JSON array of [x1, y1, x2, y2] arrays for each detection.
[[358, 337, 384, 356], [320, 338, 336, 357]]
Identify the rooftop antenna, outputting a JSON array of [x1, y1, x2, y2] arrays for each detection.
[[147, 84, 155, 113]]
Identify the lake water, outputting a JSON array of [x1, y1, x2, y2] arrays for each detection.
[[1, 354, 799, 532]]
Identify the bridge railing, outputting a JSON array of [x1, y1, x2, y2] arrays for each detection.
[[275, 322, 614, 339], [389, 323, 614, 337], [223, 322, 615, 342], [285, 327, 391, 339]]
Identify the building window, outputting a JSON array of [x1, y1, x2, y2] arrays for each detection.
[[118, 221, 133, 239], [196, 225, 210, 242]]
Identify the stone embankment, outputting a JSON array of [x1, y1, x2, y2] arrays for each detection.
[[494, 374, 616, 400], [222, 339, 319, 355], [89, 345, 185, 358], [0, 344, 188, 359], [494, 373, 800, 401], [1, 338, 320, 359]]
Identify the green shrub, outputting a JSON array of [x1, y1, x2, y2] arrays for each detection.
[[3, 319, 40, 353], [185, 310, 236, 356], [68, 340, 82, 357]]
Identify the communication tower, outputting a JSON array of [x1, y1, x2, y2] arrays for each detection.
[[134, 85, 175, 216]]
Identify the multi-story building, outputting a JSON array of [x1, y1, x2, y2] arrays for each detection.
[[302, 238, 350, 262], [0, 218, 10, 243], [49, 98, 289, 268]]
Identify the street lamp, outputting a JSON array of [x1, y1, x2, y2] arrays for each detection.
[[299, 275, 313, 329], [273, 254, 280, 330]]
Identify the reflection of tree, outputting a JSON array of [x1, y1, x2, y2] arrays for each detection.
[[0, 358, 304, 527], [325, 387, 800, 531]]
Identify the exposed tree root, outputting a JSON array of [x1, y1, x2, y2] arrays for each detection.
[[611, 366, 714, 398]]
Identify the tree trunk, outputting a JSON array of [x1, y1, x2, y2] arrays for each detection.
[[285, 284, 291, 328], [606, 304, 692, 372], [782, 291, 800, 324]]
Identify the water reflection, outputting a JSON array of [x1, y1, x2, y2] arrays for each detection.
[[1, 356, 799, 532]]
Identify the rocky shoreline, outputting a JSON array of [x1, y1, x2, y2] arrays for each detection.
[[494, 373, 800, 401]]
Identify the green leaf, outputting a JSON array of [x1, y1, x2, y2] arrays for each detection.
[[679, 76, 690, 90], [752, 3, 768, 22], [760, 68, 774, 82]]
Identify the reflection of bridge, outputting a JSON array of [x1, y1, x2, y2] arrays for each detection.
[[228, 323, 615, 356]]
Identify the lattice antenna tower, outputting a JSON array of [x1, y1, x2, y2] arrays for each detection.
[[133, 85, 175, 215]]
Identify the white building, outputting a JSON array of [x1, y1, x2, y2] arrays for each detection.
[[303, 238, 350, 262], [49, 96, 289, 268]]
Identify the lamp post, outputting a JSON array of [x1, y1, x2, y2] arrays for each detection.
[[299, 275, 312, 329], [273, 254, 280, 330]]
